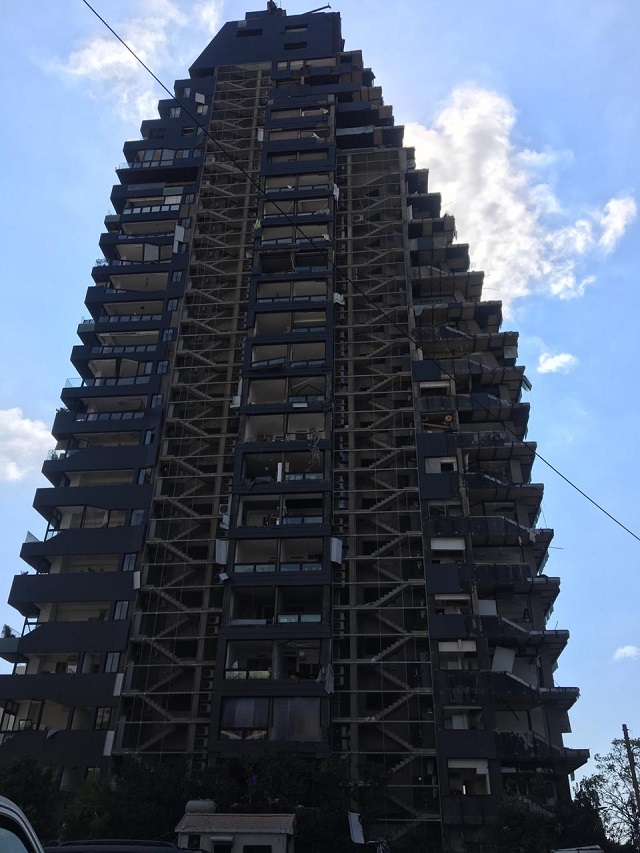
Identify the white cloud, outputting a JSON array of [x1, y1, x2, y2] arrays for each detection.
[[614, 645, 640, 661], [537, 352, 579, 375], [598, 196, 638, 253], [54, 0, 223, 123], [194, 2, 223, 35], [404, 86, 636, 315], [0, 408, 51, 483]]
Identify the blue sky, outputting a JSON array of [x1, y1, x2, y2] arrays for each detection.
[[1, 0, 639, 772]]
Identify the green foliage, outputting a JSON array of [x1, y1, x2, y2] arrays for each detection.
[[488, 794, 559, 853], [62, 755, 389, 851], [63, 756, 191, 841], [0, 756, 59, 839], [556, 777, 608, 850], [61, 776, 111, 840], [583, 738, 640, 849]]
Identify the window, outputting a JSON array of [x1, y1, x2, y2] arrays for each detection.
[[170, 107, 181, 117], [151, 394, 164, 408], [185, 193, 195, 203], [182, 87, 191, 98], [0, 817, 32, 853], [162, 328, 175, 342], [427, 502, 462, 518], [143, 430, 155, 446], [94, 707, 112, 730], [104, 653, 120, 673], [424, 457, 457, 474], [114, 601, 129, 620], [157, 360, 169, 374], [171, 270, 183, 282], [220, 697, 269, 740], [167, 298, 179, 311], [196, 104, 208, 115], [237, 27, 262, 37], [284, 41, 307, 50], [122, 553, 137, 572], [271, 698, 321, 741], [268, 149, 327, 164], [447, 759, 491, 795], [130, 509, 145, 526], [285, 24, 307, 32], [243, 847, 272, 853]]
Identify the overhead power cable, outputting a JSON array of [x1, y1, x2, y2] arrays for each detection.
[[80, 0, 640, 545]]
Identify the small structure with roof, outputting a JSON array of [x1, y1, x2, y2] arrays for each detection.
[[175, 801, 295, 853]]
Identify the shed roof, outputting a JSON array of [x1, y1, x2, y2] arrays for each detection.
[[175, 813, 296, 835]]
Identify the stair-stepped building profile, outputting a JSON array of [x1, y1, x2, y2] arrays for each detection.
[[0, 3, 587, 850]]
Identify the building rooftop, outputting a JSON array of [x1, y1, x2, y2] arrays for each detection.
[[175, 812, 296, 835]]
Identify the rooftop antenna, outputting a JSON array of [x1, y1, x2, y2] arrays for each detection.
[[304, 4, 332, 12]]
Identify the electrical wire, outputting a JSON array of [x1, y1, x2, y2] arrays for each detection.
[[80, 0, 640, 545]]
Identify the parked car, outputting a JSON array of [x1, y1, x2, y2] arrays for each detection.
[[0, 796, 45, 853]]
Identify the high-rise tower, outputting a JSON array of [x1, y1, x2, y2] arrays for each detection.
[[0, 5, 587, 850]]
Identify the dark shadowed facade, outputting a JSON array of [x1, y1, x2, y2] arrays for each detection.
[[0, 4, 587, 850]]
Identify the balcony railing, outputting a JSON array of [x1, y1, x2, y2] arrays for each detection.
[[65, 376, 151, 389], [94, 314, 163, 324], [287, 395, 325, 404], [121, 203, 180, 216], [276, 613, 321, 623], [283, 473, 323, 482], [88, 345, 158, 354], [265, 183, 330, 194], [74, 411, 145, 422], [233, 561, 322, 574], [281, 515, 323, 525], [256, 294, 326, 304]]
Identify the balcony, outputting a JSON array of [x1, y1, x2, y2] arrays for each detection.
[[33, 483, 152, 524], [496, 730, 589, 772], [234, 560, 322, 574], [231, 537, 326, 581], [434, 670, 580, 711], [0, 728, 111, 768], [20, 526, 146, 572], [0, 672, 120, 705], [425, 562, 559, 598], [249, 341, 326, 372], [0, 620, 129, 664], [8, 571, 137, 618], [254, 279, 327, 305], [224, 638, 323, 681], [252, 310, 326, 337], [42, 444, 156, 484]]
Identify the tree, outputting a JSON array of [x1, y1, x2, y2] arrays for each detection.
[[0, 756, 59, 840], [583, 738, 640, 849], [488, 794, 560, 853], [63, 756, 192, 841], [556, 777, 609, 851]]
